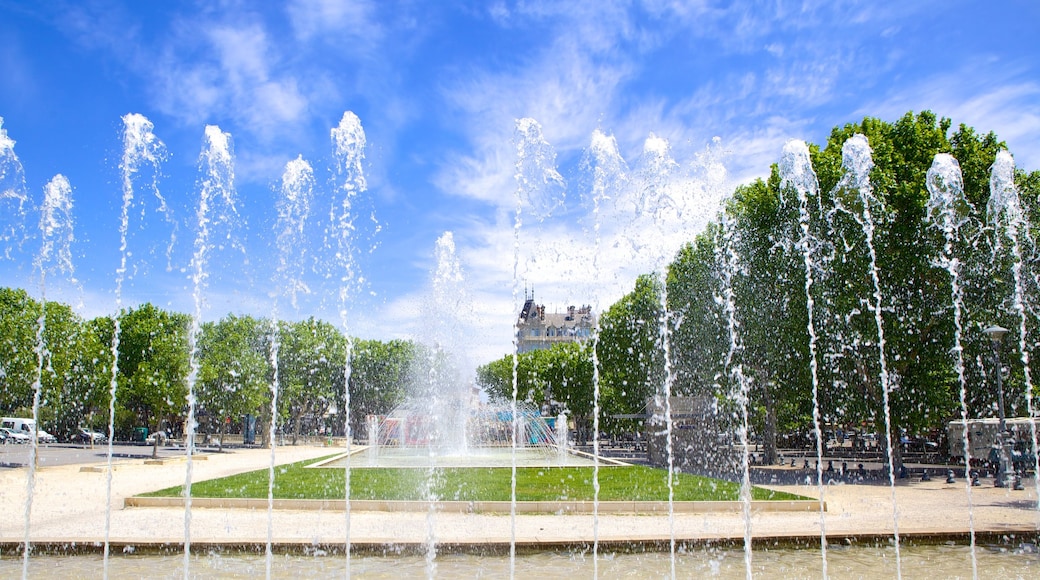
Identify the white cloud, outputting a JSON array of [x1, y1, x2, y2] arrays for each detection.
[[286, 0, 382, 46], [426, 128, 732, 364], [208, 24, 269, 80], [722, 122, 808, 186], [233, 149, 299, 186], [434, 15, 637, 208], [763, 58, 845, 108], [24, 0, 1035, 375], [859, 63, 1040, 170], [181, 22, 308, 135], [420, 3, 809, 362]]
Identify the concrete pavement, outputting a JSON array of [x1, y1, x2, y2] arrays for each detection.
[[1, 443, 1038, 553]]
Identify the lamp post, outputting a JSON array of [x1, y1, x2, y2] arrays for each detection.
[[983, 325, 1012, 488]]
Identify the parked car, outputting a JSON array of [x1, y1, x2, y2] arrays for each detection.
[[1, 427, 30, 444], [1, 417, 57, 443], [900, 434, 939, 454], [76, 428, 107, 444]]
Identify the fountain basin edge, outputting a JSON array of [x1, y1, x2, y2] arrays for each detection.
[[6, 531, 1040, 557]]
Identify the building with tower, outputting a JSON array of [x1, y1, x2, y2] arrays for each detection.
[[516, 294, 596, 354]]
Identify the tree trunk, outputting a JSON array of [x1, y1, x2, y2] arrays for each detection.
[[575, 414, 588, 445], [879, 424, 905, 476], [260, 405, 272, 449], [892, 428, 905, 474], [151, 420, 160, 459], [762, 381, 779, 465], [291, 408, 302, 446]]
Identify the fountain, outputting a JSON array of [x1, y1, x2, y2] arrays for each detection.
[[989, 151, 1040, 503], [22, 173, 75, 579], [1, 117, 27, 259], [181, 125, 239, 572], [779, 140, 829, 573], [103, 113, 170, 579], [925, 152, 979, 575], [321, 398, 577, 468], [2, 110, 1040, 580]]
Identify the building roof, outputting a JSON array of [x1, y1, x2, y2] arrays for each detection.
[[517, 298, 595, 327]]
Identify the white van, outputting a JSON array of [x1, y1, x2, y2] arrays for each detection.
[[0, 418, 57, 444]]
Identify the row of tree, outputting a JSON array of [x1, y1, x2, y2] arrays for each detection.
[[0, 287, 417, 446], [675, 111, 1040, 467], [6, 111, 1037, 470], [478, 111, 1040, 468]]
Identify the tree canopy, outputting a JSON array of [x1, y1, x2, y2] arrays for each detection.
[[5, 110, 1039, 464], [477, 110, 1040, 468], [0, 292, 418, 444]]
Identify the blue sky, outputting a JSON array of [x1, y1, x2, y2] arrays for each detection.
[[1, 1, 1039, 368]]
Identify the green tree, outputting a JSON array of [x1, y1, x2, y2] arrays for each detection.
[[596, 274, 665, 436], [70, 316, 117, 435], [666, 227, 727, 399], [277, 317, 345, 444], [197, 314, 271, 448], [0, 287, 40, 413], [660, 111, 1040, 471], [726, 174, 813, 464], [39, 301, 111, 440], [0, 289, 110, 440], [475, 355, 513, 402], [347, 338, 416, 437], [812, 112, 995, 467], [540, 341, 595, 442], [117, 303, 190, 453]]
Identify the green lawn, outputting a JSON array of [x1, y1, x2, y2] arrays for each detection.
[[144, 456, 806, 502]]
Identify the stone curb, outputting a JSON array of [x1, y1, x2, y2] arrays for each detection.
[[125, 496, 825, 514]]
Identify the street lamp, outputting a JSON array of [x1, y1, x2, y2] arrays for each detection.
[[982, 325, 1014, 488]]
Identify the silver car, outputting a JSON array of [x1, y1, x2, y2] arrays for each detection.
[[1, 427, 30, 444], [77, 428, 108, 444]]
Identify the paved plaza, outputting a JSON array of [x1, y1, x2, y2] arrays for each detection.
[[0, 443, 1038, 552]]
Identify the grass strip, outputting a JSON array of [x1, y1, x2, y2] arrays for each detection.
[[143, 456, 807, 502]]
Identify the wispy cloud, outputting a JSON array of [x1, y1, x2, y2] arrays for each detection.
[[435, 53, 632, 208], [150, 19, 310, 139], [434, 3, 643, 209], [53, 4, 354, 175], [859, 60, 1040, 169], [286, 0, 383, 45], [7, 0, 1036, 368], [422, 1, 817, 360], [425, 127, 732, 363]]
